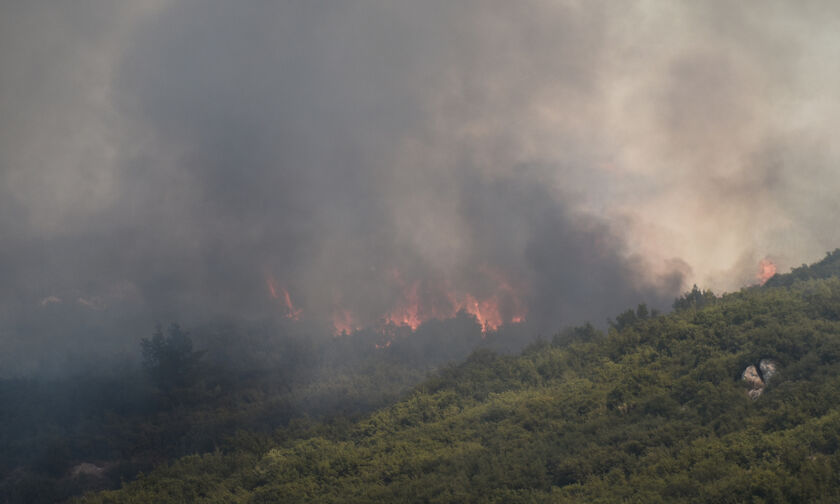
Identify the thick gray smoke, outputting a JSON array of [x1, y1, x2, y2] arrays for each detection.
[[2, 1, 840, 375]]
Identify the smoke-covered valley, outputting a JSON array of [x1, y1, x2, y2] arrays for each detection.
[[4, 1, 840, 376], [5, 3, 840, 501]]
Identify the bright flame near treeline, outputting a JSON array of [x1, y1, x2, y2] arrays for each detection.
[[332, 309, 361, 336], [384, 268, 526, 333], [266, 276, 303, 321], [266, 268, 527, 336], [757, 258, 777, 285], [378, 268, 526, 335]]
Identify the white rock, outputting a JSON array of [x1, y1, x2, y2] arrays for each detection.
[[742, 365, 763, 389], [70, 462, 105, 478], [743, 365, 765, 399], [742, 359, 779, 400], [759, 359, 778, 382]]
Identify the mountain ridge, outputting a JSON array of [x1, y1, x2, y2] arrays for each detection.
[[78, 250, 840, 503]]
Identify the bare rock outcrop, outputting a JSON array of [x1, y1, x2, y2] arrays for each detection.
[[759, 359, 778, 381], [742, 359, 778, 399], [742, 365, 764, 399], [70, 462, 106, 479]]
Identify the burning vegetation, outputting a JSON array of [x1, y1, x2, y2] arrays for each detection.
[[269, 267, 527, 337], [757, 258, 777, 285], [266, 276, 303, 321]]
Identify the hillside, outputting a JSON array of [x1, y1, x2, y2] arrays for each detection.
[[765, 250, 840, 288], [1, 311, 537, 503], [75, 251, 840, 503]]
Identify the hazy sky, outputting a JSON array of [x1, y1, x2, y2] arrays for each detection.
[[3, 1, 840, 375]]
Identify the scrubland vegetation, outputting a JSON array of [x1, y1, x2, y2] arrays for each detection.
[[6, 252, 840, 503]]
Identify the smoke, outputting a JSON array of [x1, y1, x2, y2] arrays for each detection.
[[2, 1, 840, 375]]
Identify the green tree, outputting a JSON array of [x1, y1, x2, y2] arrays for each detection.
[[141, 323, 202, 389], [673, 284, 717, 311]]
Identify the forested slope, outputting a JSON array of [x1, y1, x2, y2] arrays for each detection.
[[80, 252, 840, 503]]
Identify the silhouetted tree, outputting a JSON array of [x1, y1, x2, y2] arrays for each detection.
[[672, 285, 717, 311], [141, 323, 202, 389], [554, 322, 603, 345]]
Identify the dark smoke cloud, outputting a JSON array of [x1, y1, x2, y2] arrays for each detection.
[[2, 1, 839, 375]]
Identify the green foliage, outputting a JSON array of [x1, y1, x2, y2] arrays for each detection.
[[609, 303, 655, 332], [0, 322, 431, 503], [553, 322, 603, 346], [74, 264, 840, 503], [673, 284, 718, 312], [765, 249, 840, 287]]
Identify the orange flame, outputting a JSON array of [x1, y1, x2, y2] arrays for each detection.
[[380, 267, 527, 334], [757, 258, 777, 285], [332, 309, 360, 336], [461, 294, 504, 333], [280, 266, 528, 336], [266, 276, 303, 320], [281, 288, 303, 320], [383, 274, 423, 330], [266, 276, 279, 299]]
